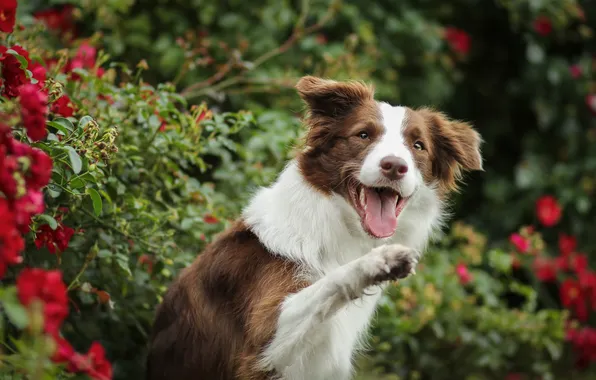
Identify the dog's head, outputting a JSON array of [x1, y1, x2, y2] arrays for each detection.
[[296, 76, 483, 239]]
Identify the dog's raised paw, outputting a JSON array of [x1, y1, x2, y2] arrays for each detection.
[[365, 244, 419, 284]]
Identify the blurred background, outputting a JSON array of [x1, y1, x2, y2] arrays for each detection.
[[7, 0, 596, 379]]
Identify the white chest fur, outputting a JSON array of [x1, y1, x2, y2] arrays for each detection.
[[243, 161, 441, 379]]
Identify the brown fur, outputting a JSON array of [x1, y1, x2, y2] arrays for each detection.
[[296, 76, 384, 198], [146, 221, 307, 380]]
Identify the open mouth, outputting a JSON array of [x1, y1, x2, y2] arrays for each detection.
[[351, 185, 409, 239]]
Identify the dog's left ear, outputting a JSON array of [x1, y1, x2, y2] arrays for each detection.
[[420, 108, 483, 191], [295, 76, 375, 119]]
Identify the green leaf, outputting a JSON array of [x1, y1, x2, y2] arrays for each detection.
[[86, 188, 103, 216], [66, 146, 82, 174], [6, 49, 29, 69], [1, 288, 29, 329], [78, 115, 94, 131], [38, 214, 58, 230], [47, 118, 74, 134]]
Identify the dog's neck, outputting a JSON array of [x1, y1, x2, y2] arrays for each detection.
[[242, 160, 445, 276]]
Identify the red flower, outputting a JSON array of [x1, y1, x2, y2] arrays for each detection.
[[19, 84, 49, 141], [578, 271, 596, 309], [0, 45, 31, 98], [33, 5, 76, 38], [455, 263, 472, 285], [85, 342, 113, 380], [35, 223, 75, 254], [586, 94, 596, 115], [535, 195, 562, 227], [533, 16, 553, 36], [138, 254, 154, 274], [509, 233, 529, 253], [51, 95, 75, 117], [569, 64, 582, 79], [64, 41, 99, 79], [51, 334, 75, 363], [0, 198, 24, 277], [444, 27, 471, 55], [533, 256, 557, 282], [16, 268, 69, 334], [0, 144, 19, 198], [13, 189, 45, 229], [561, 278, 583, 307], [0, 0, 17, 33], [570, 253, 589, 274], [26, 147, 53, 190], [559, 233, 577, 256], [203, 214, 219, 224], [30, 62, 47, 85]]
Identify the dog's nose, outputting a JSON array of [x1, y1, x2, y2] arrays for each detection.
[[380, 156, 408, 180]]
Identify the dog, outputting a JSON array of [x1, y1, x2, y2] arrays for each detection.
[[146, 76, 483, 380]]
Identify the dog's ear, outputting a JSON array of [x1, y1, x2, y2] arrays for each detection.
[[296, 76, 375, 119], [419, 108, 483, 191]]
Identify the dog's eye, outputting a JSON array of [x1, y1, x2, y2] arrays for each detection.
[[413, 141, 425, 151], [358, 131, 369, 139]]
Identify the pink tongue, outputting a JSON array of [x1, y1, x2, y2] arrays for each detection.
[[363, 188, 398, 238]]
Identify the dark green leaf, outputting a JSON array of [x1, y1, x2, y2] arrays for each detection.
[[86, 188, 103, 216], [38, 214, 58, 230], [66, 146, 82, 174]]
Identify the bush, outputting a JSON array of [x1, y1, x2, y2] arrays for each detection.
[[1, 0, 595, 379]]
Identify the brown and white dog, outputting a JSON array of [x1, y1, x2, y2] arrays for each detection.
[[146, 76, 483, 380]]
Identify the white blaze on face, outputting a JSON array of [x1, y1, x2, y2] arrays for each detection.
[[358, 102, 419, 197]]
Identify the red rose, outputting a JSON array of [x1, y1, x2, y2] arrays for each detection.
[[19, 83, 49, 141], [509, 233, 529, 253], [0, 0, 17, 33], [571, 253, 589, 274], [444, 27, 471, 55], [535, 195, 562, 227], [0, 144, 19, 198], [33, 5, 76, 38], [0, 45, 31, 98], [35, 222, 75, 254], [85, 342, 113, 380], [456, 263, 472, 285], [30, 62, 47, 85], [0, 198, 24, 277], [560, 278, 582, 307], [26, 147, 53, 190], [578, 270, 596, 309], [12, 189, 45, 229], [533, 256, 557, 282], [559, 233, 577, 256], [16, 268, 69, 334], [533, 16, 552, 36], [51, 95, 75, 117], [51, 334, 75, 363], [203, 214, 219, 224]]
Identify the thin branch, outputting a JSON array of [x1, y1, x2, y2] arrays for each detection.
[[182, 0, 340, 100]]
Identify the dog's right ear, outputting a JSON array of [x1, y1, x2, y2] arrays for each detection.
[[296, 76, 375, 119]]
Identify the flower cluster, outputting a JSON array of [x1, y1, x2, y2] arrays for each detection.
[[509, 194, 596, 366], [1, 6, 113, 379], [0, 129, 52, 276]]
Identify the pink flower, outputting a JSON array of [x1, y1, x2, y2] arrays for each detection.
[[456, 263, 472, 285], [509, 233, 529, 253], [569, 64, 582, 79]]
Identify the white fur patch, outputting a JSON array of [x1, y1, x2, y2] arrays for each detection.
[[359, 102, 419, 197]]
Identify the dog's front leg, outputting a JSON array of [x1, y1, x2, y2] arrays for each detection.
[[259, 243, 418, 374]]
